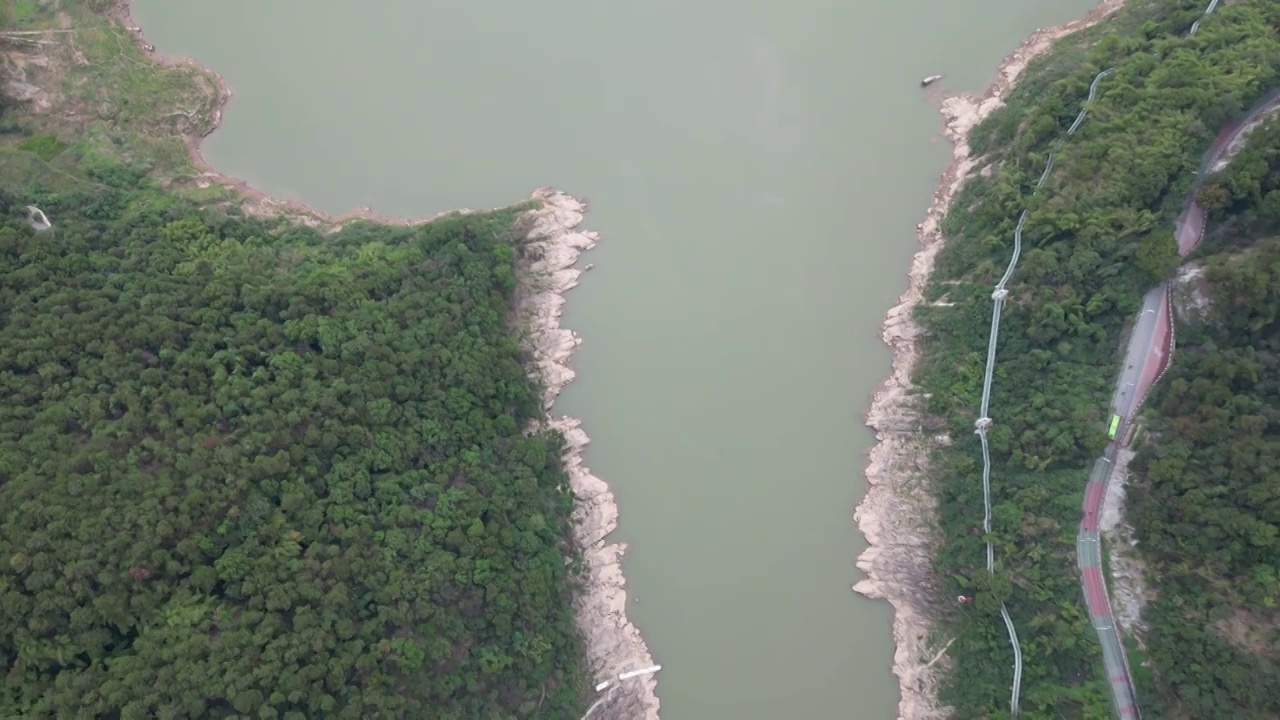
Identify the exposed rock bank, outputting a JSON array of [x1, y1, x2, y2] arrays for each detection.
[[1099, 448, 1151, 639], [854, 1, 1126, 718], [520, 190, 661, 720], [1172, 261, 1213, 324]]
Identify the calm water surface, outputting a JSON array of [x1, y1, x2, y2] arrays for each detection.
[[131, 1, 1100, 716]]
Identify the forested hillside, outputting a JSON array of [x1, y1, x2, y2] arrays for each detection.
[[1127, 118, 1280, 719], [0, 6, 590, 718], [910, 0, 1280, 716], [0, 171, 589, 719]]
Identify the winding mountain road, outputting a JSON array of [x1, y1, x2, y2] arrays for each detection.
[[1075, 88, 1280, 720]]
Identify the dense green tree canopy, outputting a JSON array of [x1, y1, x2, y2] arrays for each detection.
[[0, 169, 588, 718], [910, 0, 1280, 716], [1128, 117, 1280, 719]]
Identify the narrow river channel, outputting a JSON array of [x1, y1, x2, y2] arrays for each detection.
[[131, 1, 1100, 716]]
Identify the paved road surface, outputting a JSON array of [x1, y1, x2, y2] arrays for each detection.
[[1075, 88, 1280, 719]]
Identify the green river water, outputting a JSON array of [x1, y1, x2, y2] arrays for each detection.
[[130, 1, 1101, 716]]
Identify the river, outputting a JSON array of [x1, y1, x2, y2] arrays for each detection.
[[129, 0, 1101, 716]]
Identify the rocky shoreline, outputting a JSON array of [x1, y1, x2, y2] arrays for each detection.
[[853, 1, 1126, 717], [520, 191, 661, 719], [113, 4, 658, 717]]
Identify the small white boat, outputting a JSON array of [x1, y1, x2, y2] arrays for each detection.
[[921, 74, 943, 87]]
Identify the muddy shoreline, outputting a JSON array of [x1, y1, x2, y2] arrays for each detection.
[[111, 3, 659, 716], [853, 1, 1126, 717]]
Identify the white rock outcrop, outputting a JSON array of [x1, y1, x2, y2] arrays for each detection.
[[520, 189, 660, 720], [855, 2, 1127, 717]]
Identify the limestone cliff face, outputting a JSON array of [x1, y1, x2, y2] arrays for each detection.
[[520, 190, 659, 720]]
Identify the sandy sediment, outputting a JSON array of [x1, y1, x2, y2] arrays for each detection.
[[520, 191, 661, 719], [110, 3, 659, 716], [854, 1, 1126, 718]]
